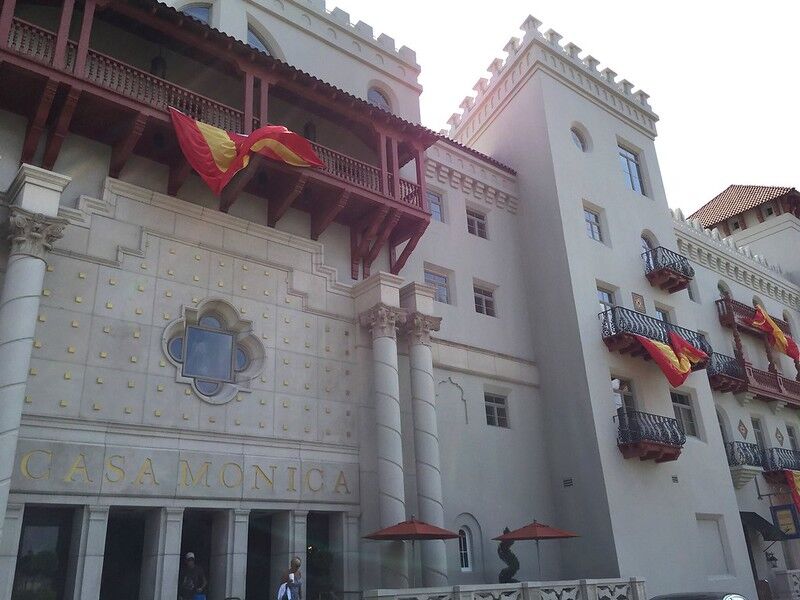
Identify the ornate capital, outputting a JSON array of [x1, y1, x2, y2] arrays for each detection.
[[404, 312, 442, 346], [359, 304, 407, 340], [7, 207, 68, 259]]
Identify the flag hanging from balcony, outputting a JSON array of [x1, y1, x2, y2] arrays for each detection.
[[751, 305, 800, 361], [785, 470, 800, 514], [169, 108, 324, 195], [634, 332, 708, 387]]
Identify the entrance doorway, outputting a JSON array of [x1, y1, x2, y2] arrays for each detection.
[[307, 512, 333, 600], [12, 505, 75, 600], [246, 513, 272, 600], [180, 509, 214, 598], [99, 508, 146, 600]]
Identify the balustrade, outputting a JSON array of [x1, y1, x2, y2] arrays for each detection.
[[600, 306, 712, 356]]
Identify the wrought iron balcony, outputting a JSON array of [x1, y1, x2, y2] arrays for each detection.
[[616, 409, 685, 463], [716, 297, 791, 337], [642, 246, 694, 293], [707, 352, 747, 393], [727, 441, 763, 468], [763, 447, 800, 474], [600, 306, 712, 367]]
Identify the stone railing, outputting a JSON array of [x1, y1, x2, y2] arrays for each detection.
[[364, 579, 646, 600]]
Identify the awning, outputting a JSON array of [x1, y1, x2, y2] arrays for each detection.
[[741, 511, 789, 541]]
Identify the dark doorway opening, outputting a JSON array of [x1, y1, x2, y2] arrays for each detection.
[[307, 512, 332, 600], [99, 508, 146, 600], [12, 505, 75, 600], [246, 513, 272, 600], [180, 509, 214, 598]]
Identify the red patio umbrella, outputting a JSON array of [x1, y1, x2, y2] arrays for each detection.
[[493, 520, 578, 578], [365, 517, 459, 586]]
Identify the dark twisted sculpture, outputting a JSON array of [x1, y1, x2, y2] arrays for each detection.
[[497, 527, 520, 583]]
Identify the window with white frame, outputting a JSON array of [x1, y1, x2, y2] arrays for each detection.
[[458, 527, 473, 571], [597, 287, 615, 313], [618, 145, 645, 194], [427, 190, 444, 222], [731, 219, 741, 231], [424, 270, 450, 304], [671, 392, 697, 437], [485, 393, 509, 428], [584, 208, 602, 242], [466, 209, 488, 239], [474, 285, 496, 317], [788, 425, 799, 452], [752, 417, 766, 450], [655, 307, 671, 323], [614, 377, 636, 412]]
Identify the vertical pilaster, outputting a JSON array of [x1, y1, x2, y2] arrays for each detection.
[[210, 509, 251, 600], [0, 503, 24, 600], [52, 0, 76, 69], [73, 0, 96, 76], [140, 507, 184, 600], [344, 513, 361, 592], [65, 505, 110, 600], [270, 510, 308, 597], [360, 303, 408, 588], [415, 147, 428, 212], [0, 165, 69, 546], [244, 72, 255, 134]]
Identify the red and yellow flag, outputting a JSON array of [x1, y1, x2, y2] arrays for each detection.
[[634, 332, 708, 388], [169, 108, 324, 196], [786, 470, 800, 514], [751, 305, 800, 361]]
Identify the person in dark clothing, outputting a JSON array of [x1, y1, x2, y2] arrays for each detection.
[[179, 552, 207, 600], [281, 556, 303, 600]]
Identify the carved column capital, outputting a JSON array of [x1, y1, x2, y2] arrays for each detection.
[[7, 206, 68, 259], [359, 304, 407, 340], [404, 312, 442, 346]]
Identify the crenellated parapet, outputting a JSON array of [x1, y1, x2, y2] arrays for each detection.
[[448, 15, 659, 143], [671, 208, 800, 309]]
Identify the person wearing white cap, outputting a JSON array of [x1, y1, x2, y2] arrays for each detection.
[[179, 551, 207, 600]]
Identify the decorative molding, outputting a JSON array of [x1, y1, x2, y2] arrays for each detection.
[[673, 210, 800, 309], [7, 207, 68, 259], [730, 465, 761, 489], [404, 312, 442, 346], [359, 303, 407, 340]]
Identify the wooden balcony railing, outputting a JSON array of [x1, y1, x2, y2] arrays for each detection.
[[616, 409, 685, 463], [716, 297, 791, 337], [6, 17, 424, 209], [707, 351, 800, 406], [642, 246, 694, 293]]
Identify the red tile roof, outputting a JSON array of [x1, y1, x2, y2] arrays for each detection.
[[690, 185, 797, 228]]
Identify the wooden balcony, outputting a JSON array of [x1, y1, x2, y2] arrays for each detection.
[[600, 306, 712, 369], [716, 297, 791, 337], [642, 246, 694, 293], [0, 8, 435, 279], [707, 352, 800, 407], [616, 409, 685, 463]]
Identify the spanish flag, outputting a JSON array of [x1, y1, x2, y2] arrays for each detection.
[[786, 470, 800, 514], [634, 332, 708, 387], [751, 305, 800, 361], [169, 108, 324, 195]]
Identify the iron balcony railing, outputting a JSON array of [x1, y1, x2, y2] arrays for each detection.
[[599, 306, 713, 356], [727, 441, 763, 468], [642, 246, 695, 279], [707, 352, 746, 380], [617, 410, 686, 448], [763, 447, 800, 472]]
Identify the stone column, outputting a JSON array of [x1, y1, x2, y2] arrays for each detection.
[[0, 503, 24, 600], [270, 510, 308, 597], [0, 165, 69, 545], [360, 303, 409, 588], [140, 507, 184, 600], [65, 505, 110, 600], [210, 509, 250, 600], [406, 312, 447, 586]]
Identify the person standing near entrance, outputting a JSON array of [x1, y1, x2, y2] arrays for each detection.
[[179, 552, 208, 600], [280, 557, 303, 600]]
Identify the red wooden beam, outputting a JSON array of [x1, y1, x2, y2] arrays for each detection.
[[21, 79, 59, 164], [243, 71, 254, 134], [268, 172, 308, 227], [311, 189, 349, 240], [53, 0, 76, 70], [390, 221, 427, 275], [73, 0, 97, 76], [168, 157, 191, 196], [109, 113, 147, 178], [356, 205, 389, 258], [42, 87, 80, 170], [220, 154, 265, 213], [363, 209, 400, 277]]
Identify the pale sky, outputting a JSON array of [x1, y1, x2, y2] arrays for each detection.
[[333, 0, 799, 214]]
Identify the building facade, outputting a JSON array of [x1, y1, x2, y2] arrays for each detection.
[[0, 1, 799, 600]]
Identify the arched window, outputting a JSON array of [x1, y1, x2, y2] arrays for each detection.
[[181, 3, 211, 23], [367, 87, 391, 112], [717, 281, 731, 299], [641, 234, 655, 269], [247, 26, 271, 55], [458, 528, 472, 572]]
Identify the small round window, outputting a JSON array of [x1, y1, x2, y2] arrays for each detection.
[[570, 127, 587, 152]]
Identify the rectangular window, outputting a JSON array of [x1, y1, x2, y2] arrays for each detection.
[[584, 208, 603, 242], [788, 425, 799, 452], [672, 391, 697, 437], [597, 287, 615, 313], [731, 219, 741, 231], [687, 282, 697, 303], [752, 417, 766, 450], [485, 393, 509, 428], [615, 377, 636, 412], [474, 285, 496, 317], [618, 145, 645, 194], [466, 209, 488, 239], [655, 307, 671, 323], [424, 270, 450, 304], [427, 191, 444, 222], [765, 205, 775, 217]]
